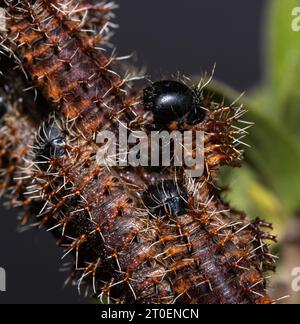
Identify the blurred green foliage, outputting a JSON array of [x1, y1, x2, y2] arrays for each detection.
[[205, 0, 300, 239]]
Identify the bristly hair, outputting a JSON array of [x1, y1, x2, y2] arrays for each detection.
[[0, 0, 277, 304]]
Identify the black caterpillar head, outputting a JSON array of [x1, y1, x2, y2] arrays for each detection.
[[143, 80, 207, 126], [142, 180, 189, 218], [35, 118, 66, 161]]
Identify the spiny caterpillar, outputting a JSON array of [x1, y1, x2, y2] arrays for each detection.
[[0, 0, 277, 304]]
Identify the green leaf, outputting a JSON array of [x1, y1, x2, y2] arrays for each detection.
[[202, 78, 300, 213], [220, 165, 287, 239], [266, 0, 300, 126], [245, 106, 300, 213]]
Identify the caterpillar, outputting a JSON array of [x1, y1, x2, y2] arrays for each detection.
[[0, 0, 277, 304]]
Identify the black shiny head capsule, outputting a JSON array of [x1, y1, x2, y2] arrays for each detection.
[[143, 180, 189, 217], [35, 120, 66, 160], [143, 80, 206, 125]]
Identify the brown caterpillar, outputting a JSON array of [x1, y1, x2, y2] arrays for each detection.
[[0, 0, 277, 304]]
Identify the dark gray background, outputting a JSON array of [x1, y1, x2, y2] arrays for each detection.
[[0, 0, 265, 304]]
